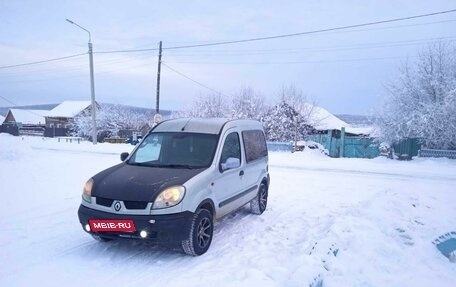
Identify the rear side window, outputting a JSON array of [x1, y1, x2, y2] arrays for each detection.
[[242, 130, 268, 163]]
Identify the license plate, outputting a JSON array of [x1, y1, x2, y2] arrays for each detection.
[[89, 219, 136, 232]]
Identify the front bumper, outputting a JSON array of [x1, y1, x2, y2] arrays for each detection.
[[78, 205, 193, 244]]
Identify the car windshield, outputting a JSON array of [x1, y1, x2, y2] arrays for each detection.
[[128, 132, 219, 169]]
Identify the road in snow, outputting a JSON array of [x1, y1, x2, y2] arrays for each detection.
[[1, 134, 455, 287]]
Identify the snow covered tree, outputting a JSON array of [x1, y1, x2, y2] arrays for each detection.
[[262, 101, 298, 141], [71, 105, 119, 140], [182, 92, 229, 118], [261, 85, 315, 142], [277, 84, 319, 124], [71, 109, 93, 139], [71, 104, 152, 141], [262, 102, 313, 142], [230, 87, 266, 120], [378, 42, 456, 149]]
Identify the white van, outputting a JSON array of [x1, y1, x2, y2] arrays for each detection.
[[78, 118, 269, 255]]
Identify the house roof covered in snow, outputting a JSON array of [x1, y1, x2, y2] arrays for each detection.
[[0, 114, 5, 123], [302, 103, 373, 135], [6, 109, 47, 125], [46, 101, 92, 118]]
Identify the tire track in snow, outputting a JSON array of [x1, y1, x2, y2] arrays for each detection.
[[283, 189, 389, 286], [31, 146, 121, 156], [270, 164, 456, 182]]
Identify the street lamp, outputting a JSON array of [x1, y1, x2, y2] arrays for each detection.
[[66, 18, 97, 145]]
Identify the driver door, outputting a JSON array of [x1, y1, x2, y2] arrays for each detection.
[[212, 129, 246, 218]]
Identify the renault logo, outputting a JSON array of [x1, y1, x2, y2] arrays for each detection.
[[114, 201, 121, 211]]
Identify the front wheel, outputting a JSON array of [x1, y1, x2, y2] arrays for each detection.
[[250, 183, 268, 214], [182, 209, 213, 256]]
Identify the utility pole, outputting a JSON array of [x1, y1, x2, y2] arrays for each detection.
[[66, 19, 97, 144], [156, 41, 162, 114], [88, 41, 97, 145]]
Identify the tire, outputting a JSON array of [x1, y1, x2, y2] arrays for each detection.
[[250, 183, 268, 215], [91, 234, 112, 242], [181, 209, 213, 256]]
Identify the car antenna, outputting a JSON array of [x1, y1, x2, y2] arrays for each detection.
[[181, 118, 192, 131]]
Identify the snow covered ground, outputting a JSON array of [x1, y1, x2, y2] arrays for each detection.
[[1, 134, 455, 287]]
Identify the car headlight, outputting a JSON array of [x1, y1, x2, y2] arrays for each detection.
[[82, 178, 93, 203], [153, 186, 185, 209]]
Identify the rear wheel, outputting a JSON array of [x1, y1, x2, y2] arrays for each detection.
[[250, 183, 268, 215], [182, 209, 213, 256]]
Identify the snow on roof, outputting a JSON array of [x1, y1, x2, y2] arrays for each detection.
[[302, 103, 373, 135], [0, 114, 5, 123], [346, 126, 375, 135], [155, 118, 228, 134], [7, 109, 47, 125], [46, 101, 92, 118], [154, 118, 264, 134]]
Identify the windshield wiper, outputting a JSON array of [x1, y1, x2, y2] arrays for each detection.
[[163, 164, 199, 169], [127, 162, 202, 169], [127, 161, 154, 167]]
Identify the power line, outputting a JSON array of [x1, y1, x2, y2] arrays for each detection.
[[96, 9, 456, 54], [161, 62, 229, 97], [95, 47, 158, 54], [160, 19, 456, 45], [0, 36, 448, 82], [0, 74, 88, 85], [165, 55, 418, 65], [95, 19, 456, 55], [0, 60, 158, 85], [0, 95, 19, 106], [3, 36, 447, 79], [165, 10, 456, 50], [2, 35, 451, 81], [0, 52, 156, 80], [164, 36, 456, 57], [0, 53, 87, 69], [0, 95, 47, 118], [1, 10, 455, 70]]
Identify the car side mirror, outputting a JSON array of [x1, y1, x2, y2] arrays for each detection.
[[120, 152, 129, 162], [220, 157, 240, 172]]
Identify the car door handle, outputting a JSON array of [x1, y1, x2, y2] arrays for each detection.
[[239, 170, 244, 176]]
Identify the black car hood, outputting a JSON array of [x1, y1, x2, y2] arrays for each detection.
[[91, 163, 206, 202]]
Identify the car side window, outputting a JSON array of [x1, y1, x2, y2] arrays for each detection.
[[242, 130, 268, 163], [220, 132, 241, 171]]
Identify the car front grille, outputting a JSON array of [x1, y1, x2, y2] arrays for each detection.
[[124, 201, 149, 210], [95, 197, 148, 210], [96, 197, 114, 207]]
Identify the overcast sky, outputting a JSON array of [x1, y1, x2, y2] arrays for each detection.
[[1, 0, 455, 115]]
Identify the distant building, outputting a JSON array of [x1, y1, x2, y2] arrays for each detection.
[[1, 109, 48, 136], [302, 103, 372, 136], [45, 100, 94, 128], [44, 100, 98, 137], [302, 103, 379, 158], [3, 109, 47, 126], [0, 101, 100, 137]]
